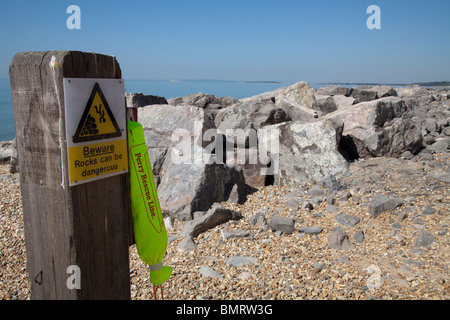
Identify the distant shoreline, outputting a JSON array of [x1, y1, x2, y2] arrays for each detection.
[[317, 81, 450, 88], [240, 81, 282, 84]]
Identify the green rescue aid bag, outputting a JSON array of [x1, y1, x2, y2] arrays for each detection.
[[128, 120, 172, 287]]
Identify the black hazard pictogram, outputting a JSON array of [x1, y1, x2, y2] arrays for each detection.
[[73, 82, 122, 143]]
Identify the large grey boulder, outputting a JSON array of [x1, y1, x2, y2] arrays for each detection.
[[138, 104, 215, 180], [168, 93, 239, 120], [214, 98, 317, 145], [157, 142, 246, 221], [258, 119, 349, 186], [325, 97, 422, 158], [312, 95, 337, 116], [168, 92, 238, 109], [316, 85, 397, 104], [240, 81, 316, 110]]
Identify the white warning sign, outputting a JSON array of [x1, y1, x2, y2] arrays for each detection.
[[63, 78, 128, 186]]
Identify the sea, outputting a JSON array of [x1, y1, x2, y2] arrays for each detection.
[[0, 78, 306, 142]]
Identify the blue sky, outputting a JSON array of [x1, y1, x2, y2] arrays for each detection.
[[0, 0, 449, 83]]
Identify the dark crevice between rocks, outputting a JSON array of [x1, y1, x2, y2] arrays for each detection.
[[338, 135, 360, 162]]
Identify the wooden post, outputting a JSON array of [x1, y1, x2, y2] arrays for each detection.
[[9, 51, 131, 300]]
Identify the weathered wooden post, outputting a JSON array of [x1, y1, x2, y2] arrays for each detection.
[[10, 51, 131, 299]]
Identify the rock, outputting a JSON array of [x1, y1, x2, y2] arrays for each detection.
[[180, 203, 243, 238], [392, 222, 402, 229], [226, 183, 243, 204], [425, 118, 438, 133], [138, 104, 216, 179], [422, 207, 436, 215], [220, 229, 253, 240], [417, 149, 434, 160], [298, 226, 323, 235], [168, 235, 178, 244], [400, 151, 414, 160], [354, 230, 365, 243], [338, 255, 350, 264], [334, 213, 361, 228], [9, 138, 19, 174], [125, 92, 168, 108], [412, 216, 425, 225], [157, 140, 246, 220], [215, 81, 318, 137], [283, 197, 301, 211], [326, 97, 423, 158], [249, 214, 269, 229], [336, 190, 352, 202], [426, 137, 450, 153], [198, 266, 223, 279], [333, 95, 356, 110], [258, 119, 349, 186], [241, 81, 316, 109], [233, 148, 271, 188], [326, 205, 339, 213], [392, 231, 403, 243], [327, 227, 354, 251], [260, 108, 292, 127], [313, 262, 326, 273], [168, 92, 238, 111], [0, 141, 14, 165], [370, 86, 398, 99], [348, 87, 378, 104], [368, 194, 403, 218], [312, 95, 337, 116], [317, 85, 397, 104], [177, 236, 197, 252], [414, 229, 436, 248], [225, 256, 258, 268], [214, 98, 273, 147], [308, 185, 326, 197], [268, 216, 295, 234], [168, 92, 215, 108], [316, 85, 352, 96], [381, 118, 424, 157], [214, 97, 316, 147]]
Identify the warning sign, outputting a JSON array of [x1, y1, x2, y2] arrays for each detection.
[[64, 78, 128, 186], [67, 139, 128, 184], [73, 83, 122, 143]]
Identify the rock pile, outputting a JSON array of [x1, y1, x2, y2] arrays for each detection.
[[131, 82, 449, 223]]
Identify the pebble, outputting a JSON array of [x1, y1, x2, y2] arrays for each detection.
[[334, 213, 361, 228]]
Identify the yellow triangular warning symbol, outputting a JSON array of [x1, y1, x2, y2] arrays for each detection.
[[73, 82, 122, 143]]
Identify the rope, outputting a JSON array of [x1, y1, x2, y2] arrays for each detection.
[[153, 284, 164, 300]]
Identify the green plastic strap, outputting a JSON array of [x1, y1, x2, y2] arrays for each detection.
[[128, 121, 173, 286]]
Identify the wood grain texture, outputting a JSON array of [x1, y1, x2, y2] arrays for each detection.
[[10, 51, 131, 300]]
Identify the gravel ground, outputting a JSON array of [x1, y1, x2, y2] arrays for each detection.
[[1, 153, 449, 300]]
